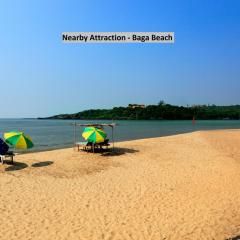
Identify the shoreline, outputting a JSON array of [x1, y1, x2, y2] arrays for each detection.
[[13, 128, 240, 154]]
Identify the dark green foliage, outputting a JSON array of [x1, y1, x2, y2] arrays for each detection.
[[43, 104, 240, 120]]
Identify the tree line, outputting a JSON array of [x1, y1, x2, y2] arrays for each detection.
[[41, 102, 240, 120]]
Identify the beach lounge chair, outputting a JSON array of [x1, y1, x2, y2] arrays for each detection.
[[75, 141, 94, 152], [0, 138, 14, 164], [85, 142, 94, 152], [97, 139, 110, 149], [75, 141, 88, 151]]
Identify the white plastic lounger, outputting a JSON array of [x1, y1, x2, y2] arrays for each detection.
[[0, 152, 14, 164]]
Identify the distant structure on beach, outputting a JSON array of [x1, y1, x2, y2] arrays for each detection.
[[128, 104, 146, 109]]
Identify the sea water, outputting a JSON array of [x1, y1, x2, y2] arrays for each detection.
[[0, 119, 240, 152]]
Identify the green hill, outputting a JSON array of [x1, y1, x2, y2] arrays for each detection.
[[39, 103, 240, 120]]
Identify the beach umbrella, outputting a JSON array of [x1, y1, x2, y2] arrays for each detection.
[[82, 127, 107, 144], [4, 131, 34, 149]]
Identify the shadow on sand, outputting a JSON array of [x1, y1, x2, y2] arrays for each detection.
[[226, 236, 240, 240], [32, 161, 54, 168], [5, 161, 28, 171], [100, 147, 139, 157], [4, 161, 54, 172]]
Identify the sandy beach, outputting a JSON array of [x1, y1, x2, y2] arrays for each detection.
[[0, 130, 240, 240]]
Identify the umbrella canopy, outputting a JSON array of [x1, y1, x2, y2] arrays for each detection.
[[4, 131, 34, 149], [82, 127, 107, 143]]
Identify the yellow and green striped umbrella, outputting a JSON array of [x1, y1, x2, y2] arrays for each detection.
[[82, 127, 106, 143], [4, 132, 34, 149]]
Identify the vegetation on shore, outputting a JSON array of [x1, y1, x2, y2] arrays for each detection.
[[40, 102, 240, 120]]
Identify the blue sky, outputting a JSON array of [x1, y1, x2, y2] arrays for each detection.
[[0, 0, 240, 118]]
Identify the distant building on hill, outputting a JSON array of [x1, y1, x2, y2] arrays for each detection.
[[191, 104, 207, 108], [128, 104, 146, 109]]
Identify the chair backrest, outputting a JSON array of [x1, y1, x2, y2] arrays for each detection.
[[86, 142, 93, 146], [98, 139, 109, 145], [0, 138, 9, 155]]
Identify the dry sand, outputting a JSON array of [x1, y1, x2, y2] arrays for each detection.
[[0, 130, 240, 240]]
